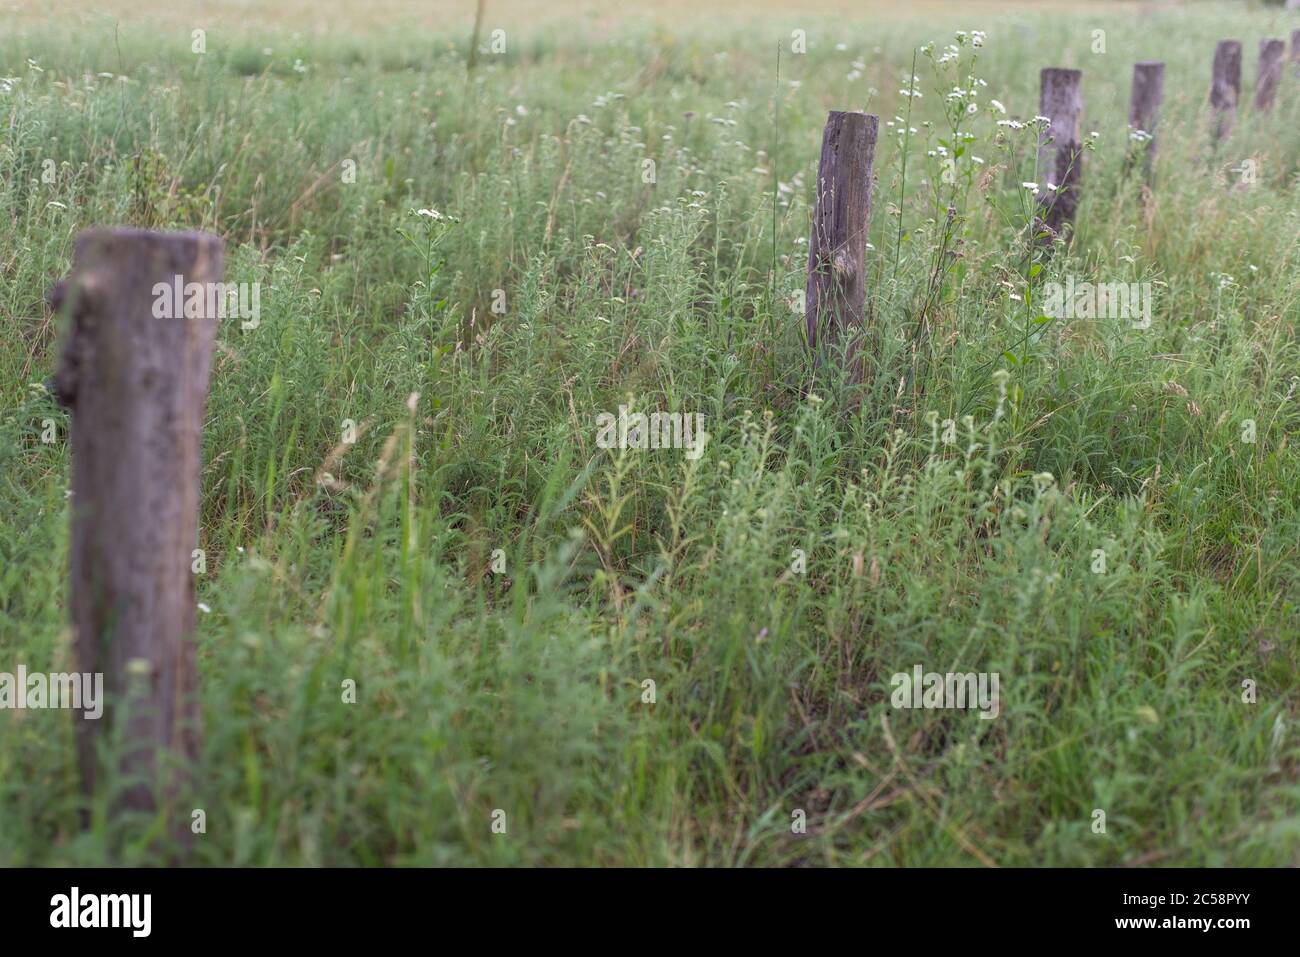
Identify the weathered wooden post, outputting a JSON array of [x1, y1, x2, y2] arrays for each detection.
[[805, 110, 878, 390], [1128, 61, 1164, 179], [1209, 40, 1242, 143], [1292, 30, 1300, 76], [1254, 38, 1285, 111], [1036, 68, 1083, 239], [52, 228, 221, 837]]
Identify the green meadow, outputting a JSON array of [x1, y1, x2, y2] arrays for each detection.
[[1, 1, 1298, 865]]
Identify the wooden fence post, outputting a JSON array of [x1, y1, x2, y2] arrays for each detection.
[[805, 110, 878, 390], [1037, 68, 1083, 239], [1254, 38, 1285, 111], [52, 227, 221, 836], [1209, 40, 1242, 143], [1128, 61, 1164, 179]]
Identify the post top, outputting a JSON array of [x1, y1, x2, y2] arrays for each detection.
[[75, 226, 223, 245]]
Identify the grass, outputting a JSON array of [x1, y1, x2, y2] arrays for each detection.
[[1, 0, 1298, 866]]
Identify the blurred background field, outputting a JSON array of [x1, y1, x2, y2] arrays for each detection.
[[4, 0, 1141, 33], [0, 0, 1298, 865]]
